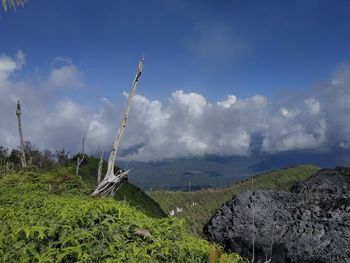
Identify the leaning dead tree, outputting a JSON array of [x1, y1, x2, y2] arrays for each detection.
[[92, 56, 144, 197], [97, 145, 103, 184], [75, 137, 85, 176], [16, 99, 27, 168]]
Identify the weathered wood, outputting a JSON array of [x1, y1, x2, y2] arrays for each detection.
[[92, 169, 130, 197], [75, 137, 85, 176], [16, 100, 27, 168], [92, 56, 144, 197]]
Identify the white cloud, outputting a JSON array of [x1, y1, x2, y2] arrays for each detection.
[[47, 64, 82, 89], [0, 50, 25, 84], [0, 52, 87, 154], [304, 98, 320, 114], [217, 95, 237, 109], [280, 107, 299, 118], [2, 51, 350, 162], [170, 90, 208, 117]]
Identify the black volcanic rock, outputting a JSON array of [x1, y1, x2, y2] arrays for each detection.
[[203, 167, 350, 263]]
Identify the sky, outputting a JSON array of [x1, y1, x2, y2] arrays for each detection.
[[1, 0, 350, 161]]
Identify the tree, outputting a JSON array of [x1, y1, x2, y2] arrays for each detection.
[[92, 56, 144, 197], [0, 146, 9, 160], [75, 137, 85, 176], [42, 149, 55, 168], [97, 145, 103, 184], [0, 146, 9, 172], [56, 149, 69, 166], [8, 149, 20, 166], [16, 100, 27, 168], [23, 141, 35, 165]]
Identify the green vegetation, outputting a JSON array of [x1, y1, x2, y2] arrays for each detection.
[[78, 156, 166, 219], [114, 181, 166, 218], [0, 142, 320, 260], [149, 164, 320, 236], [0, 168, 245, 262]]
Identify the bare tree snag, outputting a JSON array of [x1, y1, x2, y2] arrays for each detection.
[[97, 145, 103, 184], [92, 56, 144, 197], [16, 100, 27, 168], [76, 137, 85, 176]]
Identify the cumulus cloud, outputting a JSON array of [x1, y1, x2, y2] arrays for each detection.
[[217, 95, 237, 109], [1, 51, 350, 162], [47, 64, 82, 89], [0, 52, 87, 154], [0, 50, 25, 84]]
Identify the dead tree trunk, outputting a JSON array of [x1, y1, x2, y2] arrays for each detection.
[[92, 56, 144, 197], [97, 145, 103, 184], [16, 100, 27, 168], [75, 137, 85, 176]]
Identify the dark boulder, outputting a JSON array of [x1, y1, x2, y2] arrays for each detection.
[[203, 167, 350, 263]]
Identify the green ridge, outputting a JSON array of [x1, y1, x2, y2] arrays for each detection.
[[77, 156, 166, 219], [114, 181, 166, 218], [149, 164, 320, 236]]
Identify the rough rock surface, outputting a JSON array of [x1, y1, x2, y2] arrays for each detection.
[[203, 167, 350, 263]]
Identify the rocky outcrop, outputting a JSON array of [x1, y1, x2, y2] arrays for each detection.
[[203, 167, 350, 263]]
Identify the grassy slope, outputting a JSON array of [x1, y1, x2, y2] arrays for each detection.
[[149, 164, 320, 236], [0, 168, 245, 262], [114, 181, 166, 218], [78, 156, 166, 218]]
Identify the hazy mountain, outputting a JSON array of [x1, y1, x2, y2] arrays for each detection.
[[120, 148, 350, 190]]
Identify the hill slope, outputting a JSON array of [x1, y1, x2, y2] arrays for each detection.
[[149, 164, 320, 236], [0, 168, 245, 262], [78, 156, 166, 218]]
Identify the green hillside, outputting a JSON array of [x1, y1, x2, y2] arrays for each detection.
[[77, 156, 166, 218], [114, 181, 166, 218], [0, 168, 245, 262], [149, 164, 320, 236]]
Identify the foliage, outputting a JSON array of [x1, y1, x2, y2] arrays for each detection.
[[56, 149, 70, 167], [149, 164, 320, 236], [0, 142, 56, 172], [114, 181, 166, 219], [75, 156, 110, 190], [0, 143, 167, 220], [0, 169, 245, 262], [78, 156, 166, 219]]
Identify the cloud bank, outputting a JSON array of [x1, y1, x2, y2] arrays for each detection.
[[1, 51, 350, 162]]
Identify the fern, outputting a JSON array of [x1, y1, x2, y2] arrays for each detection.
[[0, 169, 246, 262]]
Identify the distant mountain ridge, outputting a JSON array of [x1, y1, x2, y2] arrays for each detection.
[[120, 149, 349, 190]]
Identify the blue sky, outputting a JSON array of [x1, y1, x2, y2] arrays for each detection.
[[1, 0, 350, 161], [2, 0, 350, 103]]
